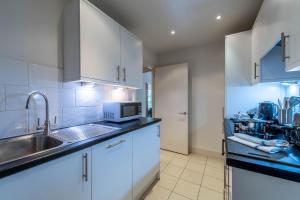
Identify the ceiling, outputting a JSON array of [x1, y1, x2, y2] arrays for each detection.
[[90, 0, 263, 54]]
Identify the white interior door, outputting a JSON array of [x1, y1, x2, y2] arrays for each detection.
[[155, 63, 189, 154]]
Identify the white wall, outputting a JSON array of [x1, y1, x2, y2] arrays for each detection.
[[0, 0, 135, 139], [157, 41, 225, 154]]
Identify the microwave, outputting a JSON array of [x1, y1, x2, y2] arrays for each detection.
[[103, 102, 142, 122]]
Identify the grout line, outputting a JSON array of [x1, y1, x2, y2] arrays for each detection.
[[196, 155, 208, 200]]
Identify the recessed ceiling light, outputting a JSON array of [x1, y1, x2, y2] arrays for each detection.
[[216, 15, 222, 20], [170, 30, 176, 35]]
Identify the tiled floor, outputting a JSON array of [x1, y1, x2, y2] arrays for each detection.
[[145, 149, 224, 200]]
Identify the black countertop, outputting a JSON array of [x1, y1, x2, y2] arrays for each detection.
[[0, 117, 161, 179], [225, 119, 300, 183]]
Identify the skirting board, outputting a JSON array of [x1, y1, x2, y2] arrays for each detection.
[[191, 147, 223, 159]]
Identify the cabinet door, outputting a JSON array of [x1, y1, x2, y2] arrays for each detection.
[[260, 45, 300, 82], [133, 124, 160, 200], [285, 0, 300, 71], [0, 148, 92, 200], [80, 0, 121, 83], [92, 134, 132, 200], [121, 27, 143, 88], [251, 27, 261, 84]]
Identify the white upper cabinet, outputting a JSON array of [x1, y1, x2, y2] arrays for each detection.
[[121, 27, 143, 88], [252, 0, 300, 75], [285, 0, 300, 71], [64, 0, 143, 88], [80, 0, 121, 84]]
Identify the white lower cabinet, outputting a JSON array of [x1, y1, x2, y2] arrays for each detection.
[[133, 124, 160, 200], [92, 133, 133, 200], [232, 167, 300, 200], [0, 148, 92, 200], [0, 124, 160, 200]]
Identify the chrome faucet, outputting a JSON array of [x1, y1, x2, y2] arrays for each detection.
[[25, 91, 51, 135]]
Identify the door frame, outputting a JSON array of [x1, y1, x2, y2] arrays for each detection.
[[143, 66, 156, 117]]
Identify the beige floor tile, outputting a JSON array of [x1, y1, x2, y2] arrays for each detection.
[[201, 175, 224, 193], [161, 154, 174, 163], [190, 154, 207, 165], [145, 185, 171, 200], [160, 162, 168, 171], [164, 164, 184, 177], [186, 162, 206, 173], [170, 158, 188, 168], [198, 187, 223, 200], [169, 192, 191, 200], [204, 166, 224, 180], [174, 180, 200, 200], [206, 158, 224, 171], [157, 173, 178, 190], [180, 168, 203, 185], [174, 153, 191, 161], [161, 149, 177, 158]]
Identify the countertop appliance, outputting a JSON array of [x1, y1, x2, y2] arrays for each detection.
[[258, 101, 278, 120], [103, 102, 142, 122]]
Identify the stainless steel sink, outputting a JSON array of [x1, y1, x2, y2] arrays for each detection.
[[0, 134, 63, 164], [51, 124, 120, 143]]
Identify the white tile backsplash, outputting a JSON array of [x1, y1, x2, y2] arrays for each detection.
[[60, 88, 76, 107], [0, 57, 136, 139], [5, 85, 29, 111], [62, 106, 102, 127], [0, 57, 28, 86], [0, 110, 28, 139], [29, 64, 62, 88], [0, 85, 5, 112], [76, 87, 103, 107]]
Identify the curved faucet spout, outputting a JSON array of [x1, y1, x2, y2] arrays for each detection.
[[26, 91, 51, 135]]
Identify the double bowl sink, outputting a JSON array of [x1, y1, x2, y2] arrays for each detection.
[[0, 124, 120, 165]]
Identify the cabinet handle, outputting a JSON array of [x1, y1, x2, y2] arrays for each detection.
[[82, 153, 88, 182], [106, 139, 126, 149], [123, 68, 126, 82], [222, 139, 226, 156], [254, 62, 259, 79], [281, 32, 290, 62], [157, 125, 160, 137], [117, 65, 121, 81]]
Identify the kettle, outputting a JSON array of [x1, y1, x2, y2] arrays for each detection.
[[258, 101, 279, 120]]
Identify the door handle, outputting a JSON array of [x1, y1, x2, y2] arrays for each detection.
[[178, 112, 187, 115]]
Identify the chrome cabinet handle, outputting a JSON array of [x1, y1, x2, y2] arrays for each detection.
[[82, 153, 88, 182], [254, 62, 259, 79], [106, 139, 126, 149], [123, 68, 126, 82], [117, 65, 121, 81], [281, 32, 290, 62]]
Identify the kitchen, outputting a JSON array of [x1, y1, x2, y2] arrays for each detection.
[[0, 0, 300, 200]]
